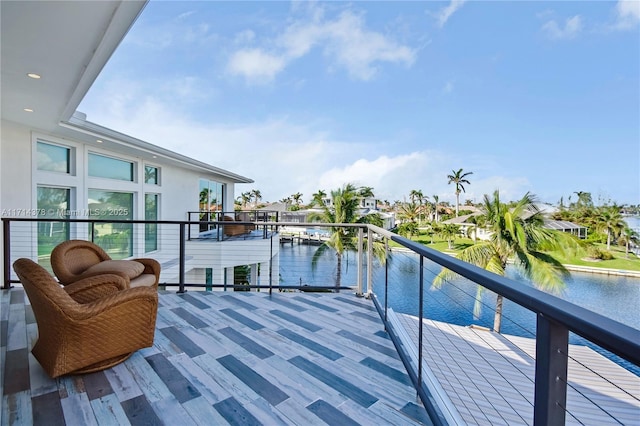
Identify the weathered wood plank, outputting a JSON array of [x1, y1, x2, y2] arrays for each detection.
[[3, 348, 30, 395], [123, 352, 173, 403], [6, 303, 27, 351], [103, 361, 144, 402], [307, 399, 361, 426], [151, 396, 198, 426], [289, 356, 378, 408], [159, 327, 205, 358], [217, 354, 289, 405], [168, 352, 231, 405], [171, 307, 209, 329], [83, 370, 114, 401], [218, 326, 274, 360], [89, 393, 131, 425], [145, 353, 201, 403], [181, 395, 229, 425], [60, 392, 98, 426], [2, 390, 32, 426], [31, 391, 65, 426], [213, 396, 261, 426], [121, 394, 163, 425]]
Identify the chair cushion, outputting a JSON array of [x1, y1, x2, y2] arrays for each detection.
[[130, 274, 157, 288], [84, 260, 145, 279]]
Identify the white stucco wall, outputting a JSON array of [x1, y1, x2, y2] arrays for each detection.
[[0, 119, 250, 281]]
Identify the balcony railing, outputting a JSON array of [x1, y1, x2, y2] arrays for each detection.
[[2, 217, 639, 425]]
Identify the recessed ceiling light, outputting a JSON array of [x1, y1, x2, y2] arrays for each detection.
[[27, 73, 41, 79], [96, 139, 103, 143], [23, 108, 34, 112]]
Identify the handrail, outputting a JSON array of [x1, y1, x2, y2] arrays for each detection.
[[367, 224, 640, 366], [3, 217, 638, 425]]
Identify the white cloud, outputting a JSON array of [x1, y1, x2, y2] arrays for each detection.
[[443, 81, 454, 94], [226, 7, 416, 83], [612, 0, 640, 30], [434, 0, 467, 28], [227, 49, 287, 82], [541, 15, 583, 40], [83, 89, 532, 205]]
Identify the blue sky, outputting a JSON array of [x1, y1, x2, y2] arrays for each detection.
[[79, 0, 640, 206]]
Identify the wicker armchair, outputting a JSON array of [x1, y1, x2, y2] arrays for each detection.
[[13, 258, 158, 378], [222, 215, 255, 237], [51, 240, 160, 288]]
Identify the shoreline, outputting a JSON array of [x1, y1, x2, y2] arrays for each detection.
[[391, 247, 640, 279], [561, 264, 640, 278]]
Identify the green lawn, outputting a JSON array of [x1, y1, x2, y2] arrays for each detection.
[[389, 233, 640, 272]]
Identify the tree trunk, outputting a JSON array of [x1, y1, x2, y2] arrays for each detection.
[[335, 252, 342, 290], [607, 231, 611, 251], [455, 193, 460, 217], [493, 294, 504, 333]]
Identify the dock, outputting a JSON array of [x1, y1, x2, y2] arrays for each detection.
[[389, 310, 640, 425]]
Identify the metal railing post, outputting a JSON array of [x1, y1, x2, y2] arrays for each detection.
[[3, 219, 11, 289], [356, 227, 363, 296], [534, 314, 569, 426], [367, 227, 373, 298], [384, 237, 389, 324], [269, 234, 273, 295], [178, 223, 186, 293], [418, 255, 424, 388]]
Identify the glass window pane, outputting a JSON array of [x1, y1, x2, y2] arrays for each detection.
[[88, 153, 133, 181], [145, 165, 158, 184], [37, 187, 70, 269], [88, 190, 133, 259], [145, 193, 158, 253], [37, 142, 70, 173]]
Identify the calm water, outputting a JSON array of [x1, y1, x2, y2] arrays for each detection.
[[278, 243, 640, 374]]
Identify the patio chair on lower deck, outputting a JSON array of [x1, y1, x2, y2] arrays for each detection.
[[12, 258, 158, 378]]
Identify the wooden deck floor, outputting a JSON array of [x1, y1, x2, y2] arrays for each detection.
[[389, 310, 640, 425], [1, 289, 431, 425]]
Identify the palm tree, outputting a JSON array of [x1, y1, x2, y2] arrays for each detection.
[[433, 191, 574, 332], [619, 226, 640, 258], [237, 192, 251, 209], [573, 191, 593, 208], [312, 190, 327, 206], [439, 224, 460, 250], [409, 189, 423, 204], [250, 189, 262, 207], [308, 184, 385, 288], [447, 168, 473, 217], [397, 202, 420, 224], [291, 192, 303, 206], [594, 207, 626, 251], [359, 186, 375, 198]]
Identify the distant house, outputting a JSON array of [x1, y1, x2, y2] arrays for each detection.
[[543, 219, 588, 239]]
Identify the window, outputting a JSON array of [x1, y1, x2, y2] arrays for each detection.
[[145, 193, 159, 253], [144, 165, 159, 185], [199, 179, 224, 213], [37, 141, 70, 173], [199, 179, 225, 232], [88, 190, 133, 259], [37, 186, 70, 265], [88, 153, 134, 181]]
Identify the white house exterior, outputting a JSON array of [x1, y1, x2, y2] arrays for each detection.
[[1, 1, 275, 287]]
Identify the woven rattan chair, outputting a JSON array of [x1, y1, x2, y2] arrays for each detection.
[[13, 258, 158, 378], [51, 240, 160, 288]]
